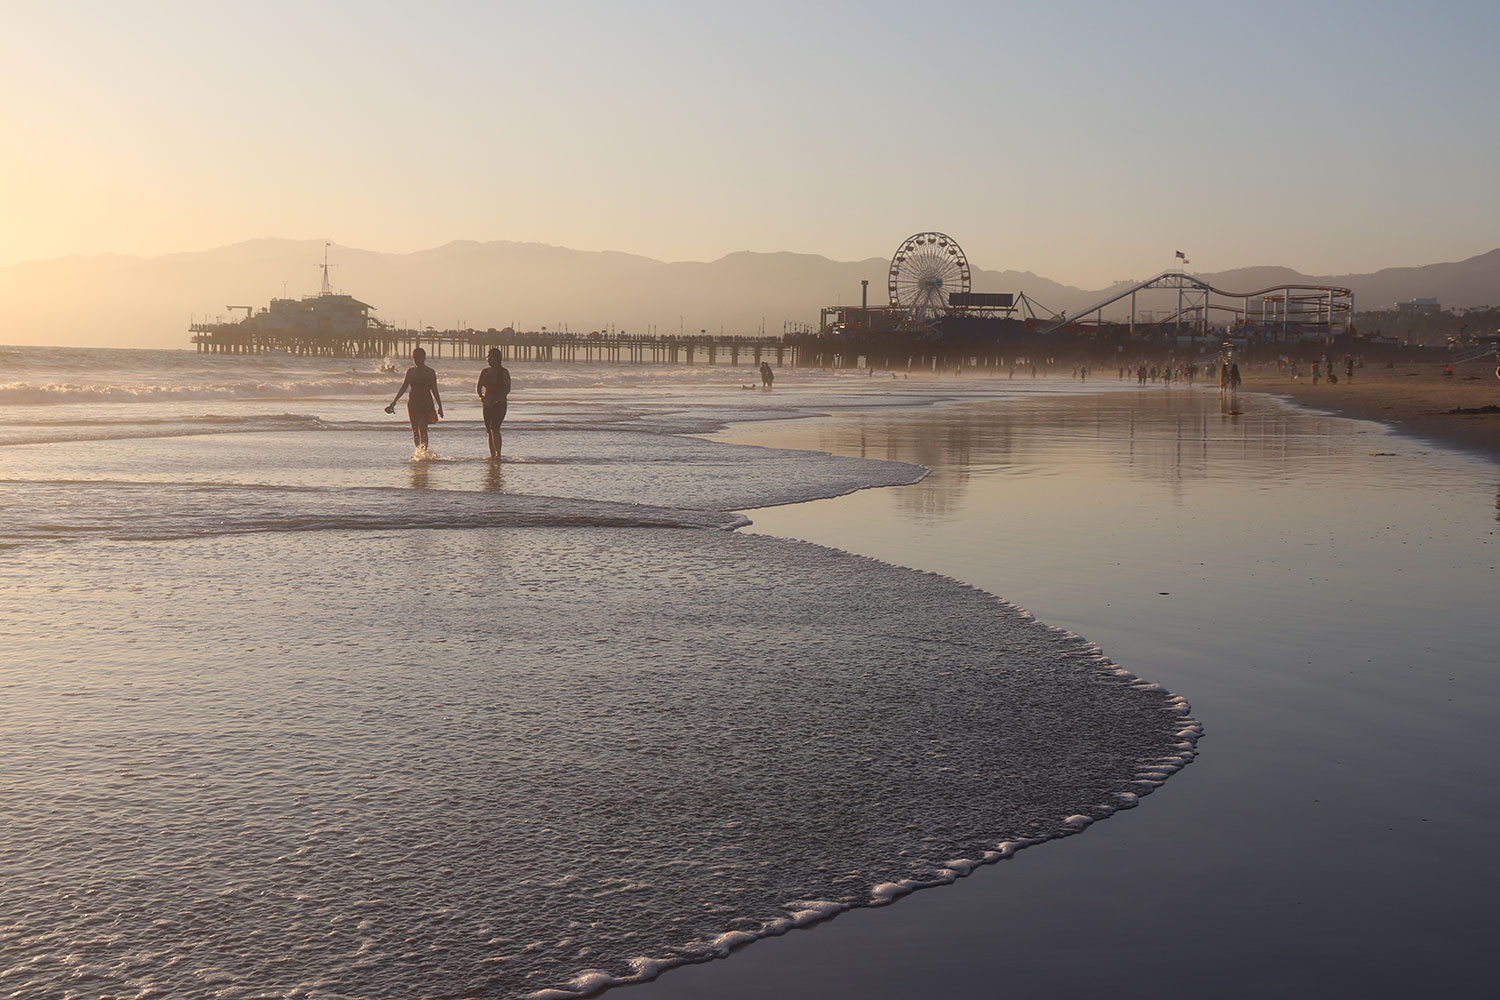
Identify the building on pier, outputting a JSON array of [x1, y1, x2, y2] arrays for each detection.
[[190, 246, 396, 356], [189, 291, 395, 356], [190, 246, 808, 364]]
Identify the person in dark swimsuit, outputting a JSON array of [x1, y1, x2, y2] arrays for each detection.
[[385, 347, 443, 450], [476, 347, 511, 459]]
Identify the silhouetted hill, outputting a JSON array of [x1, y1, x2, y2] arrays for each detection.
[[2, 239, 1497, 349], [1198, 251, 1500, 312]]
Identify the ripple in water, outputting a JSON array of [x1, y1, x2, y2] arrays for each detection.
[[0, 527, 1198, 998]]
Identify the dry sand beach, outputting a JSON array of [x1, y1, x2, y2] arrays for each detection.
[[648, 371, 1500, 999], [1241, 358, 1500, 461]]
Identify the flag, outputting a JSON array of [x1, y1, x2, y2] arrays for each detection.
[[1175, 250, 1186, 260]]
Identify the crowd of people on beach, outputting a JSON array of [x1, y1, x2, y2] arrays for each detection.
[[1275, 352, 1361, 384], [1118, 361, 1213, 385]]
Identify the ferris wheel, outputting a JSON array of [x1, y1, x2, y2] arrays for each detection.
[[888, 232, 971, 327]]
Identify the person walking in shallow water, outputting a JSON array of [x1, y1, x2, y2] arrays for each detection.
[[476, 347, 512, 459], [385, 347, 443, 451]]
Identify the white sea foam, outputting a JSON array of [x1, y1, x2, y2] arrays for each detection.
[[0, 345, 1201, 999]]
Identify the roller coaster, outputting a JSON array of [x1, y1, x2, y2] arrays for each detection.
[[1043, 271, 1354, 341]]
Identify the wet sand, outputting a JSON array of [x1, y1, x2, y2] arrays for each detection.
[[644, 382, 1500, 1000], [1242, 358, 1500, 460]]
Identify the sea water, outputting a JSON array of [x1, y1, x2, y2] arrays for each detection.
[[668, 388, 1500, 999], [0, 347, 1196, 998]]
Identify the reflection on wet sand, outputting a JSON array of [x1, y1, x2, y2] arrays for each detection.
[[482, 460, 504, 493], [797, 388, 1403, 518], [678, 382, 1500, 1000]]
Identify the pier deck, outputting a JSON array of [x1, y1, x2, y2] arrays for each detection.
[[190, 325, 795, 366]]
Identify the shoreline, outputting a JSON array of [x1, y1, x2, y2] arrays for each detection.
[[1239, 358, 1500, 462], [645, 381, 1500, 1000]]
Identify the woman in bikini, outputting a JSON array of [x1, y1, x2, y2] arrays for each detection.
[[385, 347, 443, 450]]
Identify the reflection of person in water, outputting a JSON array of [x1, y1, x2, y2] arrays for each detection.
[[385, 347, 443, 450], [477, 347, 512, 460]]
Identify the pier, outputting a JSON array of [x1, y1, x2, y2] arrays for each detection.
[[188, 321, 1035, 372], [190, 324, 798, 367]]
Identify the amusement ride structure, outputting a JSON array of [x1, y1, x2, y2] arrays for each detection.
[[1042, 271, 1355, 339], [822, 232, 1357, 345], [887, 232, 971, 328]]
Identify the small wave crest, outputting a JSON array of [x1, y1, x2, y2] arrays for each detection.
[[0, 481, 746, 544], [0, 377, 394, 405], [0, 413, 330, 447]]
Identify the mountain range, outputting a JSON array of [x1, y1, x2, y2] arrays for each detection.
[[3, 239, 1497, 349]]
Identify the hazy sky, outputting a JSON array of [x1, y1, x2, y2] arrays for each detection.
[[4, 0, 1497, 286]]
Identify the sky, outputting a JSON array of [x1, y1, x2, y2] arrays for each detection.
[[3, 0, 1498, 287]]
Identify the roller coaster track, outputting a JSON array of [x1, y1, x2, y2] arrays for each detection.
[[1041, 271, 1354, 336], [1449, 344, 1498, 364]]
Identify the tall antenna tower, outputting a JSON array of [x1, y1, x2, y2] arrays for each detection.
[[318, 241, 336, 296]]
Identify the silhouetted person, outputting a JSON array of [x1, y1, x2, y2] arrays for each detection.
[[385, 347, 443, 451], [477, 347, 512, 459], [760, 361, 774, 389]]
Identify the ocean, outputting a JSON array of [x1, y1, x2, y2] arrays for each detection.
[[0, 347, 1197, 999], [659, 386, 1500, 998]]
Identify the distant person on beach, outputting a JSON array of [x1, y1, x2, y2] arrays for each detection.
[[760, 361, 774, 388], [477, 347, 512, 459], [385, 347, 443, 450]]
